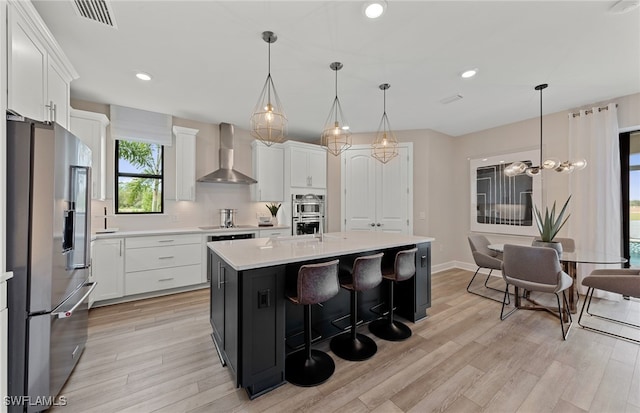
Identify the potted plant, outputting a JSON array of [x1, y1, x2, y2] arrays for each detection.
[[532, 195, 571, 255], [265, 203, 281, 225]]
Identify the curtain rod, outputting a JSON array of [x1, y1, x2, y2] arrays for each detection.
[[570, 103, 618, 118]]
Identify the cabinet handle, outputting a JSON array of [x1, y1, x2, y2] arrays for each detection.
[[376, 223, 382, 227], [158, 278, 174, 282], [46, 101, 56, 122], [370, 223, 376, 227], [158, 239, 175, 243], [119, 240, 122, 256], [158, 256, 174, 260], [218, 264, 226, 289]]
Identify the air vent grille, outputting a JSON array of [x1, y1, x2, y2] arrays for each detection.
[[72, 0, 117, 28]]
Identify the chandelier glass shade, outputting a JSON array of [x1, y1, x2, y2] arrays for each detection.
[[321, 62, 352, 156], [505, 83, 586, 177], [371, 83, 399, 164], [250, 31, 287, 146]]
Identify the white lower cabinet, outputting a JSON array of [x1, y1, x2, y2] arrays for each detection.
[[92, 238, 125, 301], [124, 234, 201, 296]]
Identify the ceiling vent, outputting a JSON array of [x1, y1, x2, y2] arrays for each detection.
[[72, 0, 117, 28]]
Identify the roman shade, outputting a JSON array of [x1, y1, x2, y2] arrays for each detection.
[[110, 105, 172, 146]]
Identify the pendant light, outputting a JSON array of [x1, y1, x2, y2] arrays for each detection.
[[371, 83, 398, 164], [505, 84, 587, 177], [321, 62, 352, 156], [250, 31, 287, 146]]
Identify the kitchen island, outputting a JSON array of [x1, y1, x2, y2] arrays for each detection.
[[207, 231, 433, 398]]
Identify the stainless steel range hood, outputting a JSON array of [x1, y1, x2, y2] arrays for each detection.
[[197, 123, 257, 184]]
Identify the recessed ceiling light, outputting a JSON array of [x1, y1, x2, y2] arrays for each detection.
[[364, 1, 386, 19], [136, 72, 152, 81], [461, 69, 478, 79]]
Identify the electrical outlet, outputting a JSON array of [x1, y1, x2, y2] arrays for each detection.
[[172, 215, 178, 222], [419, 211, 426, 220]]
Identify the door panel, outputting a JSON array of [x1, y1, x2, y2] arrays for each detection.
[[378, 147, 408, 233], [344, 150, 376, 231]]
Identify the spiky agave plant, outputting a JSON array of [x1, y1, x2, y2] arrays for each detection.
[[265, 203, 281, 217], [533, 195, 571, 242]]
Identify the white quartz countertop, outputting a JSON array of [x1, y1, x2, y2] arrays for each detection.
[[208, 231, 435, 271], [93, 225, 290, 239]]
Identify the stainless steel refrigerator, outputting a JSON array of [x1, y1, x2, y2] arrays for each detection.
[[6, 115, 96, 413]]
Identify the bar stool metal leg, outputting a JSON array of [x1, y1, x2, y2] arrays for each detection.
[[285, 304, 335, 386], [330, 290, 378, 361], [369, 280, 412, 341]]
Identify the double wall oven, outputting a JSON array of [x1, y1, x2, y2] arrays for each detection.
[[292, 194, 325, 235]]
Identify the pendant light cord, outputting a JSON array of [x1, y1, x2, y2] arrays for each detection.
[[539, 86, 543, 167], [267, 41, 271, 104], [334, 68, 338, 120]]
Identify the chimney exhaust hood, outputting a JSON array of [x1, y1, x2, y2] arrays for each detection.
[[197, 123, 257, 184]]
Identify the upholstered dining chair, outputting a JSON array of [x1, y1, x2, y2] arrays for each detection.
[[467, 234, 507, 303], [500, 244, 573, 340], [578, 268, 640, 343]]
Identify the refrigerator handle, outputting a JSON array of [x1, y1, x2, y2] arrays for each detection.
[[52, 282, 96, 319], [62, 208, 75, 253]]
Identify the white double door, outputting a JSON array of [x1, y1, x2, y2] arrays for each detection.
[[341, 144, 413, 234]]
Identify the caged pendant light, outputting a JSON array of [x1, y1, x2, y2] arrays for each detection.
[[321, 62, 352, 156], [250, 31, 287, 146], [505, 83, 586, 177], [371, 83, 398, 164]]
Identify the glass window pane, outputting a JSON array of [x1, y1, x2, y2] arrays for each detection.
[[117, 141, 163, 176], [117, 176, 163, 213]]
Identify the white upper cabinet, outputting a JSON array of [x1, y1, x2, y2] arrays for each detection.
[[69, 109, 110, 200], [284, 141, 326, 190], [174, 126, 199, 201], [251, 141, 284, 202], [7, 1, 78, 128]]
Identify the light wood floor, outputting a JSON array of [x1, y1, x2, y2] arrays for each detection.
[[50, 269, 640, 413]]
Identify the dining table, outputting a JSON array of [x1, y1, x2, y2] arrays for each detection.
[[488, 243, 627, 313]]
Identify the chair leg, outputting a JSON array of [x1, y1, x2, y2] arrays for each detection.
[[557, 291, 573, 340], [330, 290, 378, 361], [578, 287, 640, 343], [500, 285, 518, 320], [468, 268, 510, 304], [285, 304, 336, 387], [369, 280, 412, 341]]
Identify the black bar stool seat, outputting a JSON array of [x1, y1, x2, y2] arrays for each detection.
[[285, 259, 340, 387], [369, 247, 417, 341], [330, 253, 383, 361]]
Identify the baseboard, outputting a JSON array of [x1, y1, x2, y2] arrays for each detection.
[[433, 261, 502, 277]]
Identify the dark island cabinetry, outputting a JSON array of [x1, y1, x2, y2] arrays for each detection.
[[208, 250, 286, 398]]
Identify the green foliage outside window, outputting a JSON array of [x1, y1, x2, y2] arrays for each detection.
[[116, 140, 164, 214]]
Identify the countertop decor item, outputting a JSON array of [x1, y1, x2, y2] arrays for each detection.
[[321, 62, 352, 156], [505, 84, 587, 177], [532, 195, 571, 254], [266, 203, 281, 218], [371, 83, 399, 164], [250, 31, 287, 146]]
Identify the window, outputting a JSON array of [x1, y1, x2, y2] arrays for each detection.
[[115, 140, 164, 214], [620, 130, 640, 268]]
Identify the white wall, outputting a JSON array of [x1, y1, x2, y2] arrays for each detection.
[[452, 92, 640, 268], [71, 99, 272, 232]]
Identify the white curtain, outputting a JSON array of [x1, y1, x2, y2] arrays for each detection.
[[568, 103, 621, 299]]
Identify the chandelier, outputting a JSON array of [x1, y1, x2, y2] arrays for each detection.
[[371, 83, 398, 164], [505, 84, 586, 176], [250, 31, 287, 146], [321, 62, 352, 156]]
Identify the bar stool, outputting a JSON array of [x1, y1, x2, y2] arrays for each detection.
[[285, 259, 340, 387], [330, 253, 383, 361], [369, 247, 417, 341]]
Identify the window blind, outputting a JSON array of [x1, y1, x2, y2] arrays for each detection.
[[110, 105, 173, 146]]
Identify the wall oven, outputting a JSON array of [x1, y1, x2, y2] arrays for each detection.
[[292, 194, 325, 235]]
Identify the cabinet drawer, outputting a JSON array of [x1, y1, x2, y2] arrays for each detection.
[[126, 234, 201, 249], [125, 264, 202, 296], [126, 244, 201, 273], [258, 228, 291, 238]]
